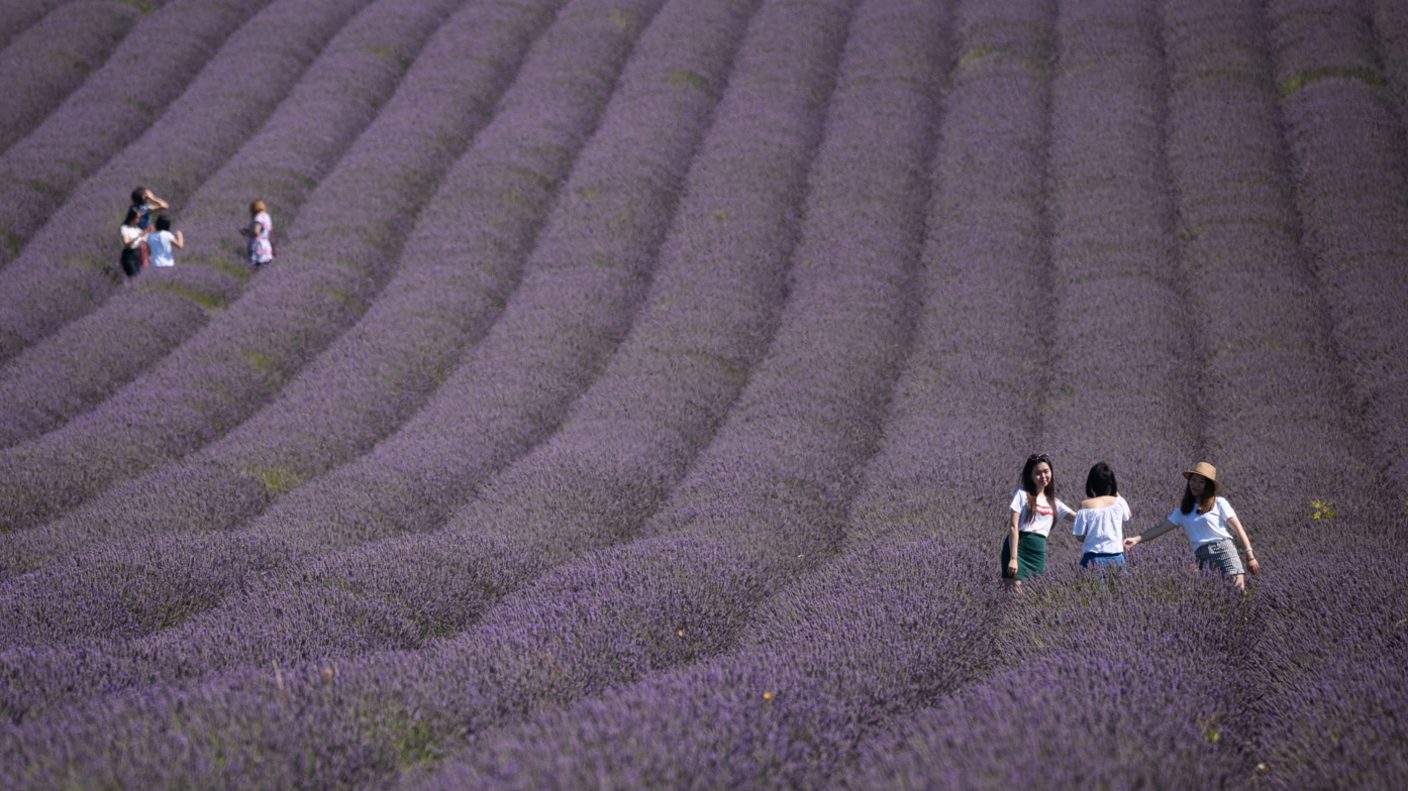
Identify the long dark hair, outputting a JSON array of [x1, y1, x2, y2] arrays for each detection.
[[1019, 454, 1056, 525], [1085, 462, 1118, 498], [131, 187, 147, 207], [1179, 480, 1216, 515]]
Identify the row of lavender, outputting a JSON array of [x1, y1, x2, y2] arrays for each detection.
[[0, 0, 872, 783], [0, 0, 1405, 788], [0, 0, 799, 697], [0, 1, 145, 157], [0, 0, 570, 536], [404, 0, 1408, 787], [0, 0, 463, 448], [843, 0, 1408, 787], [0, 0, 696, 645], [0, 0, 279, 275], [400, 0, 1222, 785]]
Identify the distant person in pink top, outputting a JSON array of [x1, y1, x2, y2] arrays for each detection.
[[240, 198, 274, 266]]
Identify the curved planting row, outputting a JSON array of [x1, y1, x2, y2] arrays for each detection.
[[0, 0, 463, 449], [402, 3, 1111, 788], [1245, 0, 1408, 785], [0, 0, 67, 53], [0, 2, 143, 157], [0, 0, 275, 270], [373, 0, 950, 784], [413, 542, 993, 791], [0, 0, 568, 537], [843, 0, 1408, 786], [0, 0, 372, 361], [0, 0, 692, 640], [0, 0, 758, 702], [1378, 0, 1408, 123], [0, 0, 938, 783], [839, 557, 1254, 789], [832, 0, 1236, 785], [0, 0, 823, 778], [1267, 0, 1408, 491]]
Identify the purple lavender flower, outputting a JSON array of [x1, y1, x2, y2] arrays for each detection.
[[0, 2, 143, 157]]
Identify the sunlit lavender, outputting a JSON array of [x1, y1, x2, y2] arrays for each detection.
[[0, 0, 1404, 788]]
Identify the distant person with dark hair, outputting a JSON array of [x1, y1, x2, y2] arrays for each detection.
[[129, 186, 169, 268], [240, 198, 273, 266], [147, 214, 183, 268], [1003, 453, 1075, 591], [129, 186, 169, 230], [119, 207, 146, 278], [1123, 462, 1260, 590], [1071, 461, 1130, 571]]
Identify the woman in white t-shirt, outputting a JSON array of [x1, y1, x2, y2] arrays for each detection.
[[1123, 462, 1260, 590], [146, 214, 183, 267], [240, 198, 274, 266], [119, 207, 146, 278], [1003, 453, 1075, 591], [1071, 461, 1130, 571]]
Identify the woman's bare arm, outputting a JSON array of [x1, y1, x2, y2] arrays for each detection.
[[1124, 517, 1177, 550], [171, 230, 184, 249], [1227, 515, 1259, 575], [1007, 511, 1021, 577]]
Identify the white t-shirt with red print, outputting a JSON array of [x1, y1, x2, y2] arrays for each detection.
[[1009, 488, 1074, 538]]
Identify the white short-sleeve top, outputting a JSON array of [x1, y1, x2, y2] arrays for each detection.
[[1010, 489, 1074, 538], [1167, 497, 1237, 549], [1072, 495, 1131, 555], [148, 230, 176, 267]]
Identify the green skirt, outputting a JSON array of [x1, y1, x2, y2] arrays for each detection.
[[1000, 532, 1047, 580]]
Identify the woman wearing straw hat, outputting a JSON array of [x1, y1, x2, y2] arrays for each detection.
[[1122, 462, 1260, 589], [1003, 453, 1076, 592]]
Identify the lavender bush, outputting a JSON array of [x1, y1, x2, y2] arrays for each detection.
[[0, 0, 463, 448], [1268, 0, 1408, 494], [0, 0, 569, 535], [0, 2, 143, 157], [0, 0, 275, 269], [0, 0, 68, 53]]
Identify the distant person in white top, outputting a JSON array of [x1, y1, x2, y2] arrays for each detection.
[[1003, 453, 1075, 592], [240, 198, 274, 266], [119, 207, 146, 278], [1071, 461, 1130, 571], [146, 214, 183, 267], [1123, 462, 1260, 590]]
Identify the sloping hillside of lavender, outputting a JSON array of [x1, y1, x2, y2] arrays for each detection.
[[1, 0, 1405, 788]]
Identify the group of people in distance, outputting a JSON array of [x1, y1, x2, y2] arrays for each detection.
[[1003, 454, 1260, 591], [117, 188, 274, 279]]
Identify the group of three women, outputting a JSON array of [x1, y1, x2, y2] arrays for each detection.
[[1002, 454, 1261, 591]]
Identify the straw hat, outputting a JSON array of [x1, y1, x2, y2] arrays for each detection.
[[1182, 461, 1222, 493]]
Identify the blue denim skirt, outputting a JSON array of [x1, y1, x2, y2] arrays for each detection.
[[1080, 551, 1125, 569]]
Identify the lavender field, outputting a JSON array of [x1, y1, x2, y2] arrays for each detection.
[[0, 0, 1405, 787]]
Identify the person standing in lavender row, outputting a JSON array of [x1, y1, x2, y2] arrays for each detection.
[[146, 214, 183, 268], [1003, 453, 1076, 592], [130, 187, 169, 268], [240, 198, 274, 266], [1122, 462, 1260, 590], [118, 207, 146, 279], [1072, 461, 1130, 572]]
